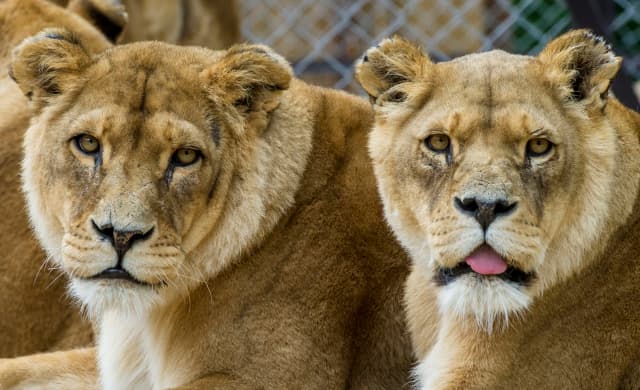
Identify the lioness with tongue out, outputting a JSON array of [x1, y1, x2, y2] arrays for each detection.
[[357, 30, 640, 389]]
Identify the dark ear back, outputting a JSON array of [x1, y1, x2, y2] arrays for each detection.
[[538, 29, 621, 109], [355, 36, 433, 103], [67, 0, 128, 43], [11, 28, 91, 110], [201, 44, 292, 133]]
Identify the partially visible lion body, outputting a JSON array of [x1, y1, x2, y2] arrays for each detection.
[[0, 36, 412, 389], [356, 31, 640, 389], [0, 0, 241, 358], [0, 0, 117, 358], [117, 0, 240, 48], [66, 0, 240, 47]]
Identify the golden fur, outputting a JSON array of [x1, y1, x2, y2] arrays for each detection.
[[356, 30, 640, 388], [0, 0, 126, 358], [0, 32, 412, 389]]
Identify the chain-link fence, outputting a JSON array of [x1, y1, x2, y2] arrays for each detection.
[[240, 0, 639, 94]]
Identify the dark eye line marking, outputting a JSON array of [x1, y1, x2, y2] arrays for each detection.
[[94, 151, 102, 174], [207, 166, 221, 202], [210, 119, 220, 147], [138, 71, 149, 113], [165, 164, 175, 186]]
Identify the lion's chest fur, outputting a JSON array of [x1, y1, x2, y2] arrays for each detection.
[[98, 311, 186, 390], [415, 223, 640, 389]]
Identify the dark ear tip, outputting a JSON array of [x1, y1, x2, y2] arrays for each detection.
[[583, 30, 603, 43], [582, 30, 613, 52]]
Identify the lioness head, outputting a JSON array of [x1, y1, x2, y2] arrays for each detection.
[[356, 30, 628, 331], [12, 30, 310, 317]]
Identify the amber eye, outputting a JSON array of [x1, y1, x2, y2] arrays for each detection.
[[75, 134, 100, 155], [526, 138, 553, 157], [171, 148, 201, 166], [425, 134, 450, 153]]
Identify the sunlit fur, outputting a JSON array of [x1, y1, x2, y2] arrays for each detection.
[[357, 30, 640, 388], [1, 30, 412, 389]]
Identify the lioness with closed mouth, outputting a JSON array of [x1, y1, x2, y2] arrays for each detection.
[[0, 0, 242, 359], [0, 29, 412, 389], [356, 30, 640, 389]]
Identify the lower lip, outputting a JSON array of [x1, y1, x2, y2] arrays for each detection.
[[92, 268, 147, 285]]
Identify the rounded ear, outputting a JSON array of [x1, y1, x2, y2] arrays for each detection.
[[355, 36, 433, 103], [201, 44, 292, 133], [10, 28, 91, 111], [66, 0, 128, 43], [538, 29, 622, 110]]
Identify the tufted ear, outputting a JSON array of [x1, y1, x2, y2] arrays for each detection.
[[201, 43, 292, 133], [10, 29, 92, 112], [355, 36, 433, 103], [538, 29, 622, 109], [67, 0, 128, 43]]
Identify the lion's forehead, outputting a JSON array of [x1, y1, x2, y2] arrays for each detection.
[[63, 108, 212, 167], [67, 74, 212, 147], [434, 51, 549, 104], [82, 70, 203, 114], [78, 47, 210, 116], [411, 101, 562, 145], [408, 54, 566, 142]]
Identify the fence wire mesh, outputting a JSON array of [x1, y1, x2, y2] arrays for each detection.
[[240, 0, 639, 94]]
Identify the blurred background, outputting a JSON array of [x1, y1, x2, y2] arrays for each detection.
[[238, 0, 639, 106]]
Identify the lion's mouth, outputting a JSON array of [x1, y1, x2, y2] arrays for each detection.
[[434, 244, 534, 286], [91, 266, 151, 286]]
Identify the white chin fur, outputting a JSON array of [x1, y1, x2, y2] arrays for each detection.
[[437, 275, 531, 333], [69, 279, 166, 319]]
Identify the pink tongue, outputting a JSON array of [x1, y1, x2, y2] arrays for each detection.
[[465, 245, 507, 275]]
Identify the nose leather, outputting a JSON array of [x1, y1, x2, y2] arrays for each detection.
[[92, 221, 154, 261], [113, 230, 141, 260], [475, 201, 498, 230], [454, 197, 517, 230]]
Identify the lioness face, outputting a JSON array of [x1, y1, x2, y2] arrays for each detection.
[[357, 32, 621, 331], [13, 31, 293, 316], [34, 71, 217, 313]]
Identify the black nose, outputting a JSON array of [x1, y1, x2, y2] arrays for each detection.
[[92, 221, 153, 260], [454, 197, 517, 230]]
